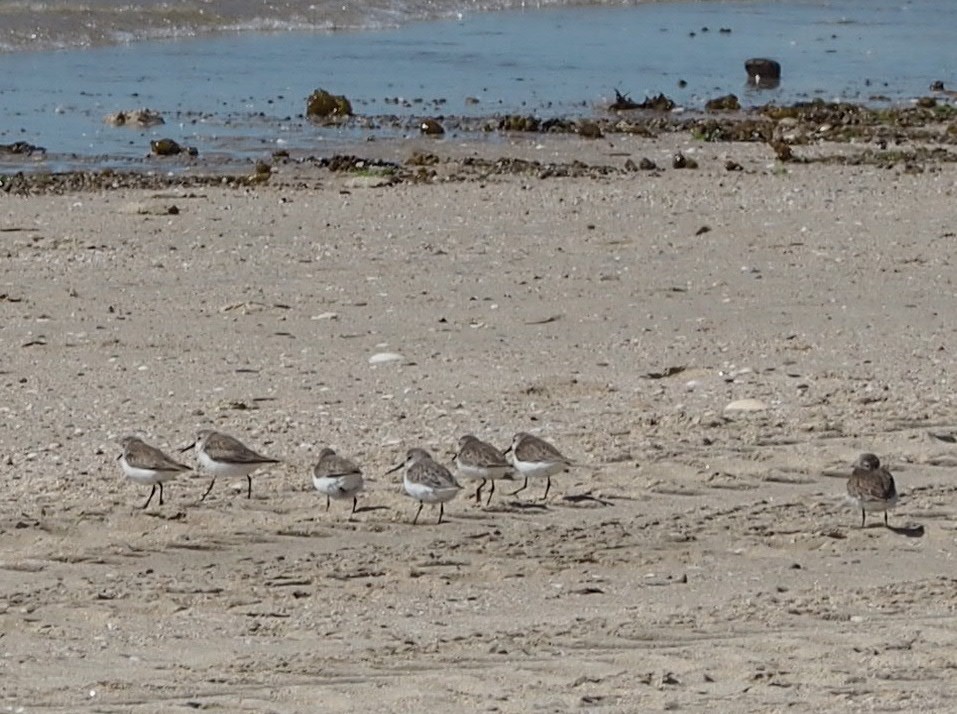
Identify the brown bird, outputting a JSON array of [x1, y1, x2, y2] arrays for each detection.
[[846, 453, 898, 528]]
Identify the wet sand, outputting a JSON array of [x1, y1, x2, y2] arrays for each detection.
[[2, 131, 957, 712]]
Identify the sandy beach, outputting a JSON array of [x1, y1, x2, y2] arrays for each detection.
[[3, 130, 957, 712]]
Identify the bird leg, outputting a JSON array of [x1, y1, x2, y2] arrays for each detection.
[[413, 502, 424, 525], [158, 482, 165, 506], [509, 478, 529, 496], [246, 475, 253, 499], [142, 484, 157, 509], [485, 479, 495, 507], [200, 477, 216, 501], [542, 477, 552, 501], [474, 479, 486, 505], [351, 496, 358, 514], [437, 503, 445, 525]]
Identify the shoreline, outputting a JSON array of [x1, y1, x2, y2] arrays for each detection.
[[3, 97, 956, 190]]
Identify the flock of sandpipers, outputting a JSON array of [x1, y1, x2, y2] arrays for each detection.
[[118, 430, 899, 528], [118, 430, 576, 525]]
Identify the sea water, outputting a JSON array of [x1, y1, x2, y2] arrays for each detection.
[[0, 0, 953, 171]]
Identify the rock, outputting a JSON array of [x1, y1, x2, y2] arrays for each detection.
[[624, 158, 638, 172], [705, 94, 740, 112], [420, 118, 445, 136], [577, 120, 603, 139], [306, 89, 353, 124], [769, 140, 793, 162], [672, 152, 697, 169], [638, 157, 657, 171], [724, 398, 768, 412], [150, 138, 183, 156], [930, 80, 946, 92], [745, 58, 781, 88], [725, 160, 743, 171]]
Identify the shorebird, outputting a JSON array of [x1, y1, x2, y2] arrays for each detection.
[[846, 452, 898, 528], [506, 432, 573, 500], [181, 429, 279, 500], [118, 436, 191, 509], [312, 447, 364, 515], [388, 448, 462, 525], [453, 434, 512, 506]]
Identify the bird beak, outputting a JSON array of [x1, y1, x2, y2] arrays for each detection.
[[503, 445, 513, 455], [179, 441, 196, 453], [385, 462, 404, 475]]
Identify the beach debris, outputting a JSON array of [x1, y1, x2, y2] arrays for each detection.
[[104, 108, 164, 127], [638, 93, 676, 111], [705, 94, 741, 112], [745, 58, 781, 88], [306, 88, 353, 124], [725, 159, 743, 171], [0, 141, 45, 155], [724, 398, 768, 412], [638, 157, 657, 170], [609, 89, 640, 111], [499, 115, 541, 131], [420, 118, 445, 136], [577, 120, 602, 139], [369, 352, 404, 365]]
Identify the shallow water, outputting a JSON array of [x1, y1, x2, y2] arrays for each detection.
[[0, 0, 954, 171]]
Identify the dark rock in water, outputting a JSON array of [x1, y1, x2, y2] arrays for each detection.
[[916, 96, 937, 108], [638, 157, 657, 171], [150, 138, 183, 156], [930, 80, 946, 92], [677, 79, 688, 88], [420, 118, 445, 136], [609, 89, 640, 111], [745, 58, 781, 88], [0, 141, 45, 155], [578, 120, 603, 139], [719, 27, 732, 34], [306, 89, 353, 124], [725, 160, 744, 171], [705, 94, 741, 112]]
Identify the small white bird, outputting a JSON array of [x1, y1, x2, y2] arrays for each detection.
[[181, 429, 279, 500], [118, 436, 191, 509], [387, 448, 462, 525], [506, 432, 573, 500], [312, 447, 364, 516], [846, 453, 898, 528]]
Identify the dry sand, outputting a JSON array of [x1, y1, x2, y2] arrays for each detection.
[[2, 132, 957, 712]]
